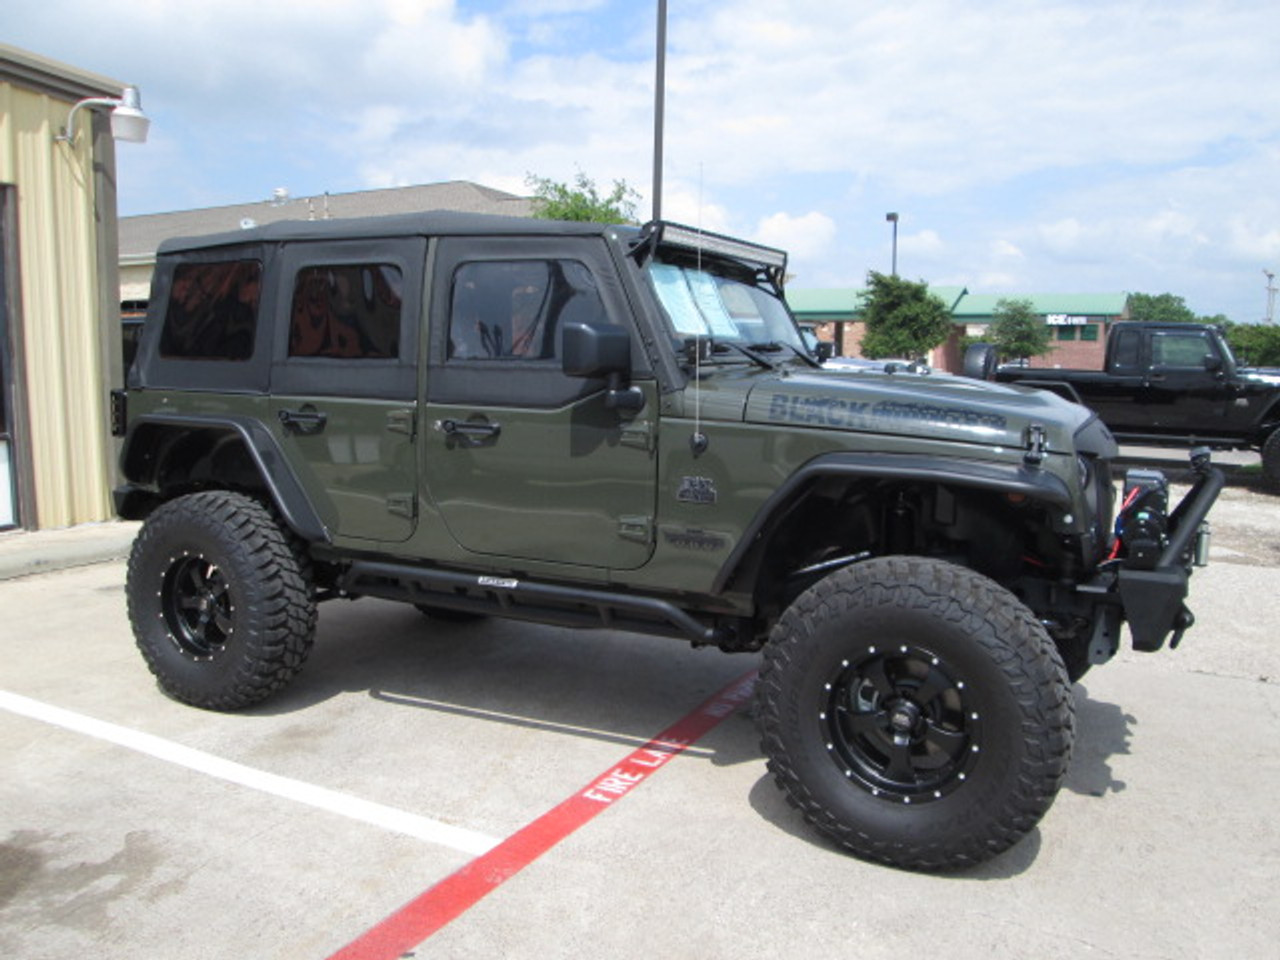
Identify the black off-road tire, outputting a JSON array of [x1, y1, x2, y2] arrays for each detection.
[[126, 491, 317, 711], [757, 556, 1075, 871], [1263, 429, 1280, 492]]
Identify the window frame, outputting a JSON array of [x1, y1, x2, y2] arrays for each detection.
[[270, 238, 426, 401], [134, 245, 274, 393], [428, 236, 645, 408]]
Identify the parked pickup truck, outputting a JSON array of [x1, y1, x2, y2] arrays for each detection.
[[968, 322, 1280, 487]]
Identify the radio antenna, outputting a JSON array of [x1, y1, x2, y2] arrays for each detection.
[[690, 162, 708, 456]]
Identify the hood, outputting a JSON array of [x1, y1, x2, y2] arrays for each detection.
[[1239, 365, 1280, 385], [741, 367, 1099, 453]]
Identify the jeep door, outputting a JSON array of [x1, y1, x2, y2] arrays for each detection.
[[422, 237, 658, 569], [1144, 327, 1233, 433], [268, 239, 425, 543]]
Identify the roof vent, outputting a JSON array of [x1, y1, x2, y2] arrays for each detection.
[[240, 218, 257, 230], [271, 187, 290, 206]]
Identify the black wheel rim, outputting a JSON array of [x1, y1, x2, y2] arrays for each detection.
[[822, 642, 981, 804], [161, 553, 234, 659]]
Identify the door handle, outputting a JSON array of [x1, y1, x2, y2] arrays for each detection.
[[436, 418, 501, 442], [278, 406, 328, 435]]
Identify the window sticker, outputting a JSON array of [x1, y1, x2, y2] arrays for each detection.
[[684, 271, 740, 338], [649, 264, 708, 336]]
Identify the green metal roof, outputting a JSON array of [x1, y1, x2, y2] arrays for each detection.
[[952, 292, 1128, 320], [785, 287, 861, 317], [788, 286, 1128, 322], [787, 285, 969, 318]]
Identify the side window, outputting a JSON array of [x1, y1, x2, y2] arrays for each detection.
[[1152, 332, 1209, 368], [1112, 328, 1141, 370], [448, 260, 607, 361], [289, 263, 402, 359], [159, 260, 261, 360]]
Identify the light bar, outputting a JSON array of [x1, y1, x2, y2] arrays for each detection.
[[653, 222, 788, 271]]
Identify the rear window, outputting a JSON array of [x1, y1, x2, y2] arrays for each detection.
[[159, 261, 262, 361]]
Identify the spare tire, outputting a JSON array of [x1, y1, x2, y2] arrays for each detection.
[[963, 342, 998, 380]]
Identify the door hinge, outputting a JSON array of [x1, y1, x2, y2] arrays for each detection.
[[618, 515, 654, 544], [386, 493, 416, 519], [387, 408, 416, 437], [620, 419, 654, 451]]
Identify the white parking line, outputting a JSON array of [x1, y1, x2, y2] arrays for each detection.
[[0, 689, 500, 857]]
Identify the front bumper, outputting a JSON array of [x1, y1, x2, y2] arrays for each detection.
[[1113, 456, 1224, 652]]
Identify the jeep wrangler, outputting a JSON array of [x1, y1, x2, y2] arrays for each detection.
[[112, 212, 1222, 870]]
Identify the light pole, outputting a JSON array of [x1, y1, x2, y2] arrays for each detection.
[[885, 212, 899, 276], [1265, 269, 1277, 324], [652, 0, 667, 222]]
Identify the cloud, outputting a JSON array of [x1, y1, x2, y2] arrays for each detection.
[[6, 0, 1279, 321], [754, 211, 837, 261]]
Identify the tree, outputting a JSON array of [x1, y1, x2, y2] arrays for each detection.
[[1127, 291, 1239, 327], [988, 297, 1052, 362], [857, 271, 954, 360], [1223, 321, 1280, 367], [1126, 292, 1201, 324], [526, 172, 641, 224]]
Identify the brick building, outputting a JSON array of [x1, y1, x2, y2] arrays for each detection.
[[788, 287, 1129, 374]]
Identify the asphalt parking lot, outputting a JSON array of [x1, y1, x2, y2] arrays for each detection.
[[3, 470, 1279, 959]]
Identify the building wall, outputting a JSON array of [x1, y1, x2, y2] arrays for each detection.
[[1030, 324, 1109, 369], [1, 46, 123, 529]]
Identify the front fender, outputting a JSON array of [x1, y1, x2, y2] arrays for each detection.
[[711, 451, 1073, 595]]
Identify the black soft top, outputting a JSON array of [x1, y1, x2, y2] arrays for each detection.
[[156, 210, 632, 254]]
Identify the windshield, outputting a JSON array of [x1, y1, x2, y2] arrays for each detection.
[[646, 259, 808, 355]]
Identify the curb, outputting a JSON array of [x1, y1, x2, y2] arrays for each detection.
[[0, 522, 140, 581]]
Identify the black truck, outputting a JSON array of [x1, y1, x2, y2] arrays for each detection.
[[969, 322, 1280, 487]]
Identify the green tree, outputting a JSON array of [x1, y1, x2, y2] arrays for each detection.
[[1223, 321, 1280, 367], [988, 297, 1052, 362], [857, 271, 954, 360], [1125, 292, 1200, 324], [526, 172, 641, 224]]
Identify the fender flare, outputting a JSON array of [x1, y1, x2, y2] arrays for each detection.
[[711, 451, 1072, 595], [116, 412, 331, 544]]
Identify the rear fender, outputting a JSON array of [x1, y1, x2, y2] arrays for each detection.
[[116, 413, 331, 544]]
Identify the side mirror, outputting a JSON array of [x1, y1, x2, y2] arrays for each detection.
[[814, 341, 834, 363], [1203, 353, 1223, 373], [562, 322, 645, 411]]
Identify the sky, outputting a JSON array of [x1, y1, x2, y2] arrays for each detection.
[[6, 0, 1279, 322]]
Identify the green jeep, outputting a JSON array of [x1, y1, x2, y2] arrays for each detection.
[[112, 213, 1222, 870]]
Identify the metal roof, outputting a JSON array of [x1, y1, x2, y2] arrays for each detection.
[[0, 42, 124, 101], [952, 292, 1128, 318], [787, 285, 969, 317], [789, 286, 1128, 321]]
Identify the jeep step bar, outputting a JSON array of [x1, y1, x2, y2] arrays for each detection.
[[338, 560, 729, 645]]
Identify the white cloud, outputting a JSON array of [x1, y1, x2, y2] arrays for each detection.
[[901, 229, 944, 258], [6, 0, 1279, 321], [991, 240, 1025, 261], [754, 212, 837, 261]]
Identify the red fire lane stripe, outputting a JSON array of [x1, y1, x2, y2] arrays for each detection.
[[327, 669, 758, 960]]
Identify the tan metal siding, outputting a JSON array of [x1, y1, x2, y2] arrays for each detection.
[[1, 78, 114, 527]]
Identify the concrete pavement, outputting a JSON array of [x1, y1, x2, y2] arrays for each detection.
[[1, 489, 1278, 959]]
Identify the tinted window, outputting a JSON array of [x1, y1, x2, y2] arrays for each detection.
[[1152, 332, 1210, 368], [448, 260, 607, 361], [1113, 328, 1140, 369], [289, 263, 402, 359], [159, 261, 261, 360]]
